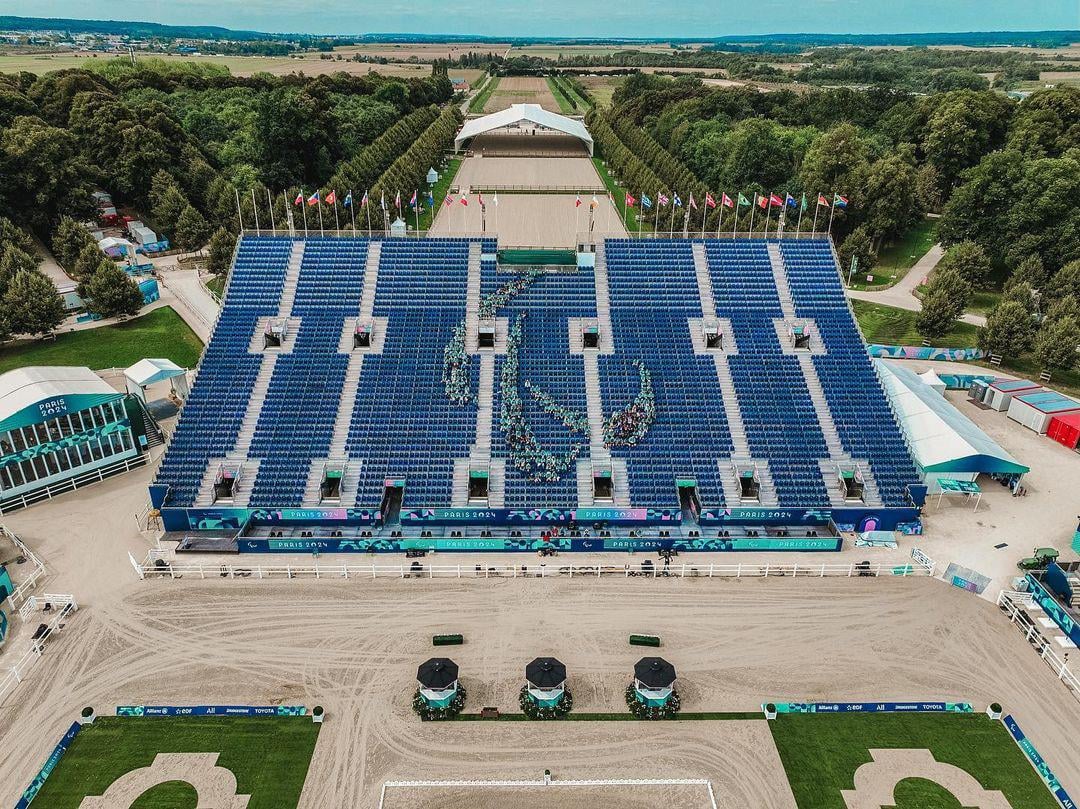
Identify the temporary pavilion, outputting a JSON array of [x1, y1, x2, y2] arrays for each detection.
[[876, 360, 1028, 494], [454, 104, 594, 155]]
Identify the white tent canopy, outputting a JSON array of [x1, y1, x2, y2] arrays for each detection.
[[918, 368, 947, 394], [455, 104, 594, 155], [124, 358, 190, 403], [876, 360, 1027, 490]]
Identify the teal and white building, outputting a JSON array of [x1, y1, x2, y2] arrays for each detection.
[[0, 367, 149, 512], [633, 657, 677, 707]]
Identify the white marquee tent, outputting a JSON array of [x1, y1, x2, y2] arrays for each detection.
[[124, 358, 190, 404], [455, 104, 594, 155]]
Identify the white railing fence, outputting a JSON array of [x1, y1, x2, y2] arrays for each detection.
[[380, 778, 717, 809], [3, 526, 46, 611], [130, 554, 934, 583], [997, 589, 1079, 699], [0, 594, 77, 706]]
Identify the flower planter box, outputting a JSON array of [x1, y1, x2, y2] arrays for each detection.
[[629, 634, 661, 647], [433, 634, 464, 646]]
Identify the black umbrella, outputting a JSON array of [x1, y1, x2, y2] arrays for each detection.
[[634, 657, 676, 688], [417, 658, 459, 689], [525, 657, 567, 689]]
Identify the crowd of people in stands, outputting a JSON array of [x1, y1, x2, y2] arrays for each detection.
[[525, 379, 590, 434], [604, 361, 656, 447]]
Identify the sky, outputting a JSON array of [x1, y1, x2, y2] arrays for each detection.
[[2, 0, 1077, 38]]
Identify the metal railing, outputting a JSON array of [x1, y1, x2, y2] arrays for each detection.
[[130, 555, 934, 582], [2, 526, 46, 610], [997, 589, 1079, 700], [0, 455, 148, 516], [0, 595, 77, 707]]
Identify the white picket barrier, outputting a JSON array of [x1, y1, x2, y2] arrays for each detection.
[[2, 526, 47, 611], [997, 589, 1079, 700], [131, 552, 935, 583], [0, 593, 78, 706]]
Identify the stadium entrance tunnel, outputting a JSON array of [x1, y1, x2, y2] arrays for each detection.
[[677, 479, 701, 522], [380, 481, 404, 525]]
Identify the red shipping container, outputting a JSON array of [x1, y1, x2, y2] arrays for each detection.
[[1047, 411, 1080, 450]]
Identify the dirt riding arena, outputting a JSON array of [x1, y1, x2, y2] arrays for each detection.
[[484, 76, 561, 113], [454, 157, 604, 191], [381, 782, 722, 809], [467, 132, 590, 158], [430, 194, 626, 246], [2, 573, 1080, 808]]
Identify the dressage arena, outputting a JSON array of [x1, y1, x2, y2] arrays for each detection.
[[453, 156, 605, 190], [3, 574, 1079, 808], [430, 193, 626, 246]]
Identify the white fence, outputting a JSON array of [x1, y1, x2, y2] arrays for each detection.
[[997, 589, 1079, 700], [131, 552, 934, 582], [0, 455, 147, 516], [0, 594, 77, 706], [380, 777, 717, 809], [3, 526, 46, 611]]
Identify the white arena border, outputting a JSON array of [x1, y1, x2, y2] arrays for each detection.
[[378, 776, 718, 809], [130, 551, 935, 582]]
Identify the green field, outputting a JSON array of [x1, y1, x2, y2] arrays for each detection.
[[468, 75, 499, 113], [30, 716, 320, 809], [591, 157, 651, 233], [851, 218, 938, 290], [546, 76, 577, 114], [770, 713, 1058, 809], [417, 157, 463, 231], [851, 299, 980, 348], [0, 307, 203, 374]]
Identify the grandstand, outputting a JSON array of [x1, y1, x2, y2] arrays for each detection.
[[150, 234, 924, 552]]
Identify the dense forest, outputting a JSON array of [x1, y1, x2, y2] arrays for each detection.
[[595, 73, 1080, 370]]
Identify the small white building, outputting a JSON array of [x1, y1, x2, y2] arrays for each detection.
[[984, 378, 1041, 411], [1007, 391, 1080, 435]]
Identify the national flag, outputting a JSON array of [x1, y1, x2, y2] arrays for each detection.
[[785, 194, 797, 208], [293, 191, 303, 206], [833, 194, 849, 208], [736, 193, 750, 207], [477, 191, 484, 207], [722, 193, 735, 208], [394, 191, 401, 209], [409, 190, 418, 208], [575, 195, 582, 208], [625, 192, 636, 207], [800, 193, 808, 211], [590, 195, 599, 210], [492, 191, 499, 207], [672, 193, 683, 208], [705, 192, 717, 209], [769, 193, 784, 207], [641, 194, 653, 209], [361, 190, 369, 207], [757, 194, 768, 209], [307, 190, 320, 206], [380, 192, 386, 210], [326, 190, 338, 205], [657, 192, 669, 207], [343, 191, 353, 208], [817, 193, 830, 207], [444, 192, 453, 207], [427, 190, 435, 208], [688, 193, 698, 210], [460, 195, 469, 206]]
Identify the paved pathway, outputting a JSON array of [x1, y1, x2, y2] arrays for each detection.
[[846, 243, 987, 327]]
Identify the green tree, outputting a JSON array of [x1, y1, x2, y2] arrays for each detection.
[[52, 216, 95, 271], [979, 299, 1036, 357], [1034, 315, 1080, 372], [916, 288, 964, 340], [79, 260, 144, 319], [173, 205, 212, 251], [799, 122, 872, 198], [837, 225, 877, 277], [4, 270, 64, 337], [1044, 295, 1080, 326], [0, 217, 36, 257], [1012, 254, 1049, 291], [206, 227, 236, 274], [1050, 260, 1080, 301], [935, 241, 991, 287], [154, 185, 190, 235], [73, 242, 105, 281], [862, 151, 920, 246]]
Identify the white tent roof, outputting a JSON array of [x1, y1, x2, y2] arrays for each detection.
[[98, 236, 133, 251], [455, 104, 594, 154], [918, 368, 946, 393], [0, 367, 119, 431], [876, 360, 1028, 475], [125, 358, 185, 387]]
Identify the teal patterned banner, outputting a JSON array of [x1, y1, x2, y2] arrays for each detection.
[[0, 419, 131, 469]]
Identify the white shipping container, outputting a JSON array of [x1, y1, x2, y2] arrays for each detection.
[[1007, 397, 1054, 434], [132, 226, 157, 246]]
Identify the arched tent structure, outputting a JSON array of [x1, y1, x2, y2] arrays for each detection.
[[876, 360, 1028, 492], [124, 358, 190, 405], [455, 104, 593, 155], [918, 368, 947, 395]]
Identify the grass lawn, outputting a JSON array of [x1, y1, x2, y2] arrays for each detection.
[[851, 299, 980, 348], [30, 716, 320, 809], [0, 307, 204, 374], [468, 75, 499, 113], [415, 157, 463, 232], [967, 290, 1003, 316], [546, 76, 577, 114], [769, 713, 1058, 809], [205, 274, 226, 300], [850, 218, 938, 290], [591, 157, 651, 234]]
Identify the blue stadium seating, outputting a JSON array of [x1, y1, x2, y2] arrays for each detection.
[[156, 234, 917, 515]]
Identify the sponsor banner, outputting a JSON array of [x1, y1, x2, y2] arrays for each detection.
[[401, 508, 680, 525], [1026, 574, 1080, 647], [165, 508, 380, 533], [115, 705, 306, 717], [573, 536, 842, 552], [868, 345, 985, 362], [15, 721, 81, 809], [1004, 714, 1076, 809], [770, 701, 973, 714], [700, 507, 920, 532]]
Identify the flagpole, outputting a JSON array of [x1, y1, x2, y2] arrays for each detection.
[[700, 198, 707, 239], [764, 197, 772, 240], [796, 196, 804, 237], [235, 187, 244, 233], [365, 193, 372, 235], [349, 191, 356, 236], [414, 190, 420, 236], [669, 199, 676, 237], [333, 196, 340, 234], [300, 188, 308, 237], [317, 195, 324, 237], [731, 199, 738, 239], [749, 194, 757, 238], [653, 191, 659, 236], [827, 196, 836, 237], [812, 195, 821, 235], [716, 200, 723, 239], [267, 189, 276, 236], [250, 188, 260, 235]]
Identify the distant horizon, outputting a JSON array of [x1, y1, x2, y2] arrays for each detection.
[[0, 1, 1077, 40]]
